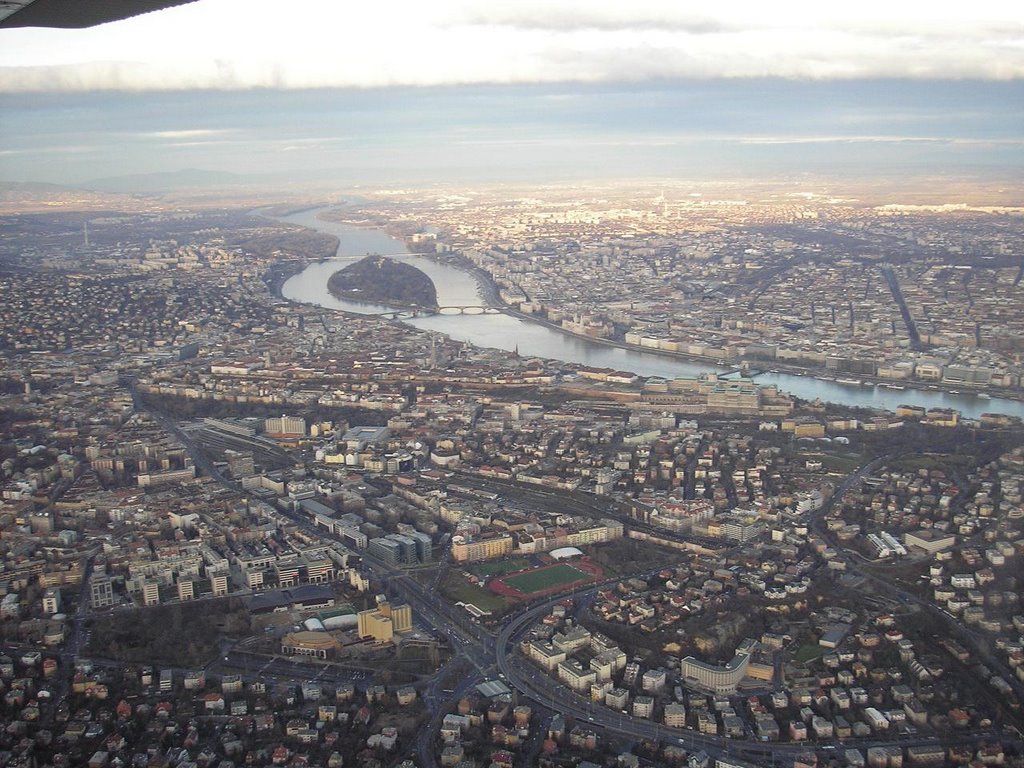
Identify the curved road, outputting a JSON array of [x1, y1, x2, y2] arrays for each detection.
[[124, 396, 1016, 764]]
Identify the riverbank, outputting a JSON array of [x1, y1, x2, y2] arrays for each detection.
[[274, 206, 1024, 419], [317, 208, 400, 233], [255, 207, 341, 299], [504, 304, 1021, 404], [425, 252, 504, 308], [265, 203, 334, 218], [294, 205, 1022, 405], [263, 258, 313, 300], [431, 250, 1020, 404]]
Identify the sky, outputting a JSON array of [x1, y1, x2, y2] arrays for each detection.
[[0, 0, 1021, 186]]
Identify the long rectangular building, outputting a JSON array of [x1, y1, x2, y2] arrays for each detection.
[[681, 640, 758, 695]]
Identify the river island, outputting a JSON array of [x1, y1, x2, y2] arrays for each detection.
[[327, 255, 438, 309]]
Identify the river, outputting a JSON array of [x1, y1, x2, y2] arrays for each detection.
[[278, 208, 1024, 420]]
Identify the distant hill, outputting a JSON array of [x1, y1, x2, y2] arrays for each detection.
[[82, 167, 249, 193], [0, 181, 76, 198], [328, 255, 438, 309], [0, 180, 139, 212]]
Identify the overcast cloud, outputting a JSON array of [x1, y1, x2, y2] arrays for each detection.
[[1, 80, 1020, 184], [0, 2, 1019, 185], [0, 0, 1021, 92]]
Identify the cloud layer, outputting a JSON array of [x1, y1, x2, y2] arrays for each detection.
[[0, 0, 1021, 92], [2, 80, 1020, 184]]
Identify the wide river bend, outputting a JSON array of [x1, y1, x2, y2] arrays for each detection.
[[278, 208, 1023, 420]]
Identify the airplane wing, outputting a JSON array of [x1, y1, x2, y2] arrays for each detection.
[[0, 0, 198, 28]]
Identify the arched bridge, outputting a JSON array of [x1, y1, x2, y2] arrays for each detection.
[[377, 306, 502, 320]]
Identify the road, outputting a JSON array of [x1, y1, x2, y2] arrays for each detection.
[[810, 455, 1024, 720], [493, 575, 1003, 765], [40, 549, 100, 725], [121, 396, 1017, 765]]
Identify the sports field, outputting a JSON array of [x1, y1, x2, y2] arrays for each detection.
[[472, 558, 531, 578], [501, 563, 591, 595]]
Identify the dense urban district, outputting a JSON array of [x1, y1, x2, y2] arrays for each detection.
[[340, 186, 1024, 391], [0, 182, 1023, 768]]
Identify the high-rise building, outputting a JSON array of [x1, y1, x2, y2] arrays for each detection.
[[389, 534, 417, 565], [90, 575, 115, 609], [450, 533, 513, 563], [211, 574, 228, 597], [224, 449, 255, 478], [264, 414, 306, 438], [142, 581, 160, 606], [357, 608, 394, 644], [389, 603, 412, 633], [367, 537, 402, 567], [304, 558, 334, 584], [368, 533, 432, 566], [42, 588, 61, 615], [408, 531, 433, 563], [357, 600, 412, 643]]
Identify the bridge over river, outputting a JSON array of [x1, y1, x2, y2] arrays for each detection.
[[277, 207, 1024, 421], [376, 305, 503, 320]]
